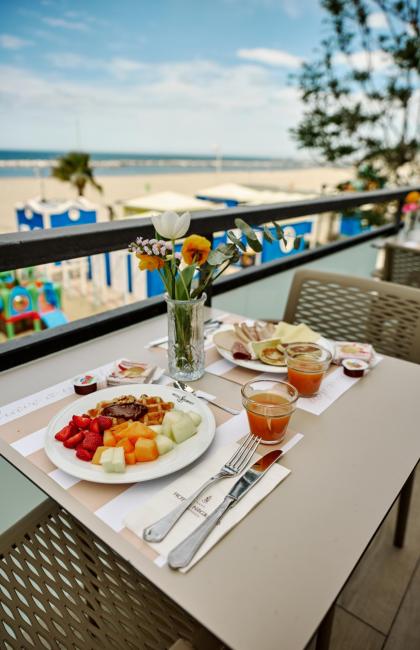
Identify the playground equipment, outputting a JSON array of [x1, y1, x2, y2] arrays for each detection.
[[0, 271, 68, 339]]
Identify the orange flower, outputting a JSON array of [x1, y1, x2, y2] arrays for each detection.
[[136, 254, 165, 271], [406, 191, 420, 204], [182, 235, 211, 266]]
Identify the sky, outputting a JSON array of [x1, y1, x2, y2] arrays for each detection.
[[0, 0, 336, 156]]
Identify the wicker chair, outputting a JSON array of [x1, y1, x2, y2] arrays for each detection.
[[382, 241, 420, 289], [283, 269, 420, 364], [0, 500, 223, 650]]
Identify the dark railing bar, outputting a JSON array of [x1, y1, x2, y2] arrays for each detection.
[[0, 186, 416, 271], [0, 222, 399, 371], [0, 295, 167, 371]]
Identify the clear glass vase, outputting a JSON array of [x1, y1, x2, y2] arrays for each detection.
[[165, 293, 206, 381]]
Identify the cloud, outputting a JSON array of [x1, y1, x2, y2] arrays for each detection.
[[0, 60, 303, 156], [42, 17, 89, 31], [108, 58, 145, 79], [46, 53, 145, 80], [334, 50, 392, 71], [46, 52, 86, 68], [0, 34, 32, 50], [367, 12, 388, 29], [237, 48, 303, 68]]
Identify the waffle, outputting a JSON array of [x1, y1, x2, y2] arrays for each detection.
[[88, 394, 174, 425], [138, 394, 174, 425]]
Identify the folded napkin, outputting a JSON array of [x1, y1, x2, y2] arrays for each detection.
[[273, 321, 319, 344], [124, 441, 290, 572]]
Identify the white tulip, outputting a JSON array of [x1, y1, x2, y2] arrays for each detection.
[[152, 211, 191, 240]]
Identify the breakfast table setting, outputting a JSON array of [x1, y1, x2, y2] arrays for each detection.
[[1, 211, 420, 650]]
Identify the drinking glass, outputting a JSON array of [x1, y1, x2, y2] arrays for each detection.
[[286, 342, 332, 397], [241, 380, 298, 445]]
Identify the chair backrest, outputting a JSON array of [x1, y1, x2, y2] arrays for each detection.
[[382, 242, 420, 289], [284, 269, 420, 364]]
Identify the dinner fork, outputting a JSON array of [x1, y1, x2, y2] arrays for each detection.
[[143, 432, 261, 543], [174, 380, 241, 416]]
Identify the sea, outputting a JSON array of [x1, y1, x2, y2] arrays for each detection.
[[0, 150, 307, 178]]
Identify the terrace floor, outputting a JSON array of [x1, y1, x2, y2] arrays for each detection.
[[307, 469, 420, 650]]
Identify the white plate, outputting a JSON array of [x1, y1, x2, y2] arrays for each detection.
[[212, 326, 334, 374], [45, 384, 216, 484]]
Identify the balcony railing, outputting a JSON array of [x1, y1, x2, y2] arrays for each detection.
[[0, 185, 418, 370]]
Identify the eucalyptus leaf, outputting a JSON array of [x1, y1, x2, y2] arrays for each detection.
[[245, 235, 262, 252], [234, 218, 259, 242], [227, 230, 246, 251], [273, 222, 286, 242], [262, 226, 275, 243], [207, 248, 230, 266]]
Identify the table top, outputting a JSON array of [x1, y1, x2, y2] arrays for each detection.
[[1, 309, 420, 650]]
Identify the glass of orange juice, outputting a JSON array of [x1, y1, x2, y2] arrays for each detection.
[[286, 343, 332, 397], [241, 380, 298, 445]]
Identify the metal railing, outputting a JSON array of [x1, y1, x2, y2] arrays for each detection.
[[0, 186, 417, 370]]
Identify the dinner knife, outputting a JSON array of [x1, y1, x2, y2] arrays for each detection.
[[168, 449, 282, 569]]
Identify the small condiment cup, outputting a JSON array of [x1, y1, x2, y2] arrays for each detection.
[[286, 342, 332, 397], [241, 379, 298, 445]]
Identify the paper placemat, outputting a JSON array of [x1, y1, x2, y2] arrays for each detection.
[[125, 441, 290, 572], [0, 360, 304, 572]]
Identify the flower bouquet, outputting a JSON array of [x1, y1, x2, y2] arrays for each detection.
[[129, 211, 297, 380]]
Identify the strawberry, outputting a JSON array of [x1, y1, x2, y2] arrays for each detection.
[[55, 425, 73, 442], [82, 432, 103, 452], [63, 431, 84, 449], [72, 415, 91, 429], [97, 415, 113, 432], [89, 418, 101, 434], [76, 446, 93, 461]]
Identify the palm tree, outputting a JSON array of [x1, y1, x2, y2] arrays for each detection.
[[51, 151, 103, 197]]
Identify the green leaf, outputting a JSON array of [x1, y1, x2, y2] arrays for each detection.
[[227, 230, 246, 251], [273, 222, 287, 243], [181, 264, 196, 288], [207, 248, 231, 266], [234, 218, 260, 243], [262, 226, 275, 243], [244, 235, 263, 252]]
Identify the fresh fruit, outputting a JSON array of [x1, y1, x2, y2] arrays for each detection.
[[97, 415, 113, 431], [100, 447, 115, 471], [171, 413, 197, 444], [63, 431, 84, 449], [82, 432, 103, 452], [72, 415, 91, 429], [187, 411, 202, 427], [110, 421, 130, 434], [155, 434, 174, 456], [89, 418, 101, 434], [148, 425, 162, 435], [101, 447, 126, 473], [128, 422, 156, 441], [125, 451, 136, 465], [161, 411, 184, 438], [55, 425, 73, 442], [91, 446, 109, 465], [116, 437, 134, 453], [103, 430, 117, 447], [76, 447, 94, 462], [135, 438, 159, 462]]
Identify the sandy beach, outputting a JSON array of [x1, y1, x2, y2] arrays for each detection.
[[0, 167, 352, 233]]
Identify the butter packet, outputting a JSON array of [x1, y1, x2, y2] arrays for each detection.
[[106, 360, 162, 386], [334, 342, 373, 365]]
